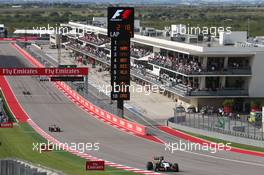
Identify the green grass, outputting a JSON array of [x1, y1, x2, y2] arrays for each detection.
[[0, 123, 138, 175], [0, 90, 136, 175], [174, 128, 264, 153], [0, 90, 16, 122], [1, 5, 264, 36]]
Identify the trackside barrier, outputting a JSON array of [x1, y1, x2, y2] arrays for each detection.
[[12, 43, 148, 136], [0, 38, 17, 41], [56, 81, 147, 135], [0, 158, 64, 175], [11, 43, 44, 68]]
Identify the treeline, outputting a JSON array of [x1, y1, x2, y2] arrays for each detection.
[[0, 4, 264, 36]]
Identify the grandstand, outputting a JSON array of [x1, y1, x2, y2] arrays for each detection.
[[61, 21, 264, 112]]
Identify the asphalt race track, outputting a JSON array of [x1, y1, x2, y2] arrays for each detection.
[[0, 42, 264, 175]]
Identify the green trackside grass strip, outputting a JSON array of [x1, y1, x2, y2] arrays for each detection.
[[0, 89, 16, 122], [0, 90, 137, 175]]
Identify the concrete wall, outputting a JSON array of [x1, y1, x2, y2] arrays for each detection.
[[168, 121, 264, 148], [249, 51, 264, 97], [219, 31, 247, 45]]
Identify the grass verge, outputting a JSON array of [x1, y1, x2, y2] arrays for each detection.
[[0, 90, 137, 175], [0, 90, 16, 122]]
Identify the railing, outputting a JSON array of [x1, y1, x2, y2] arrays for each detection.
[[149, 60, 252, 76], [171, 111, 264, 141], [78, 37, 110, 46], [0, 158, 64, 175], [66, 45, 249, 97], [190, 89, 249, 96]]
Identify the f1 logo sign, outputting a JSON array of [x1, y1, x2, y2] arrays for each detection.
[[108, 7, 134, 38], [112, 9, 132, 20], [112, 9, 123, 19]]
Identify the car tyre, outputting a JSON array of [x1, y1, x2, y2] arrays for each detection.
[[146, 162, 153, 170], [154, 164, 159, 172], [173, 163, 179, 172]]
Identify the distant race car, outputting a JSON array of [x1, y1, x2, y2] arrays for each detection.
[[48, 125, 61, 132], [146, 156, 179, 172], [22, 91, 31, 95]]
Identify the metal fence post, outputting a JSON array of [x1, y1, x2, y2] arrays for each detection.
[[261, 123, 264, 140], [207, 114, 210, 131], [198, 113, 200, 129], [202, 114, 204, 129], [193, 113, 196, 128], [247, 121, 250, 138], [189, 113, 192, 127], [254, 124, 256, 139], [228, 116, 231, 131]]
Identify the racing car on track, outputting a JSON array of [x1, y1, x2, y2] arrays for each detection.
[[147, 156, 179, 172], [48, 125, 61, 132], [22, 91, 31, 95]]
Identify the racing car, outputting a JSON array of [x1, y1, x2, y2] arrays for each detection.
[[146, 156, 179, 172], [22, 91, 31, 95], [48, 124, 61, 132]]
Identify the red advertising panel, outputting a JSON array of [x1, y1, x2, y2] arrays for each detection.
[[0, 122, 13, 128], [0, 37, 38, 41], [0, 68, 88, 76], [86, 161, 105, 171], [0, 38, 16, 41]]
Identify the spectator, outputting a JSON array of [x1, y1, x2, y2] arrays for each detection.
[[130, 46, 152, 58], [148, 53, 202, 74], [79, 33, 110, 45]]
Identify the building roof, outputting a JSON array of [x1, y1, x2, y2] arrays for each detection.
[[67, 21, 264, 55], [14, 29, 55, 35]]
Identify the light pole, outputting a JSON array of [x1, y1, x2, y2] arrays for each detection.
[[57, 33, 62, 66]]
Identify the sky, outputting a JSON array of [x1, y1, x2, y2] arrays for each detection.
[[0, 0, 263, 4]]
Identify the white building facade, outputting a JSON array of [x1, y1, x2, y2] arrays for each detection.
[[63, 22, 264, 111]]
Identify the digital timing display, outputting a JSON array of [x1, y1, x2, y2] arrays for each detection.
[[108, 7, 134, 101]]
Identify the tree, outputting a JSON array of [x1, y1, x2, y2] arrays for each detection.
[[183, 13, 190, 19], [49, 12, 60, 18], [199, 13, 206, 19]]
